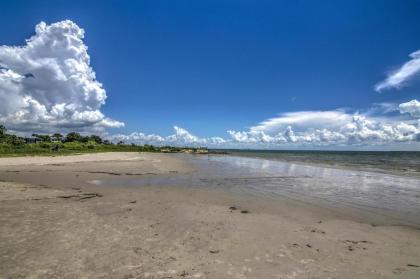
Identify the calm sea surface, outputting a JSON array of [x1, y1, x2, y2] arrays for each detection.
[[213, 150, 420, 177], [93, 151, 420, 228]]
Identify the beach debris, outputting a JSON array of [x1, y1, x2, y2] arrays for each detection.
[[179, 270, 189, 277], [407, 264, 419, 267], [78, 193, 103, 200], [150, 222, 160, 228], [129, 200, 137, 204], [393, 267, 406, 274], [343, 240, 372, 244], [57, 192, 102, 201], [209, 250, 219, 254], [342, 240, 372, 252], [31, 198, 44, 201], [87, 171, 121, 176], [228, 206, 250, 213], [306, 244, 312, 248], [310, 228, 326, 234], [57, 194, 78, 199]]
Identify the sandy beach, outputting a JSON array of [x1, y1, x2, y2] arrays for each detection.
[[1, 152, 420, 279]]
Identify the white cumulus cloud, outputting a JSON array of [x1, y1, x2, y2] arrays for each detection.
[[399, 99, 420, 118], [0, 20, 124, 133], [250, 111, 353, 134], [109, 106, 420, 149], [375, 49, 420, 91], [109, 126, 226, 147], [228, 111, 420, 146]]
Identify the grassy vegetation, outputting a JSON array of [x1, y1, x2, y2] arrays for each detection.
[[0, 142, 155, 157], [0, 125, 208, 157]]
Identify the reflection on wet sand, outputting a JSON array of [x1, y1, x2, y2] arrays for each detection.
[[93, 154, 420, 228]]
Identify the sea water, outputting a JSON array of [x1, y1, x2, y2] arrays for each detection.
[[94, 152, 420, 228]]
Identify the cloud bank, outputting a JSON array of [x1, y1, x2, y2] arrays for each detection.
[[0, 20, 123, 133], [228, 110, 419, 146], [109, 103, 420, 148], [110, 126, 226, 147], [375, 50, 420, 91]]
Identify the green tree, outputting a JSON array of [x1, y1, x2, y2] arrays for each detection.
[[80, 136, 90, 143], [65, 132, 82, 142], [6, 135, 24, 145], [32, 134, 51, 142], [143, 144, 156, 151], [89, 135, 103, 144], [0, 125, 6, 137], [52, 133, 63, 142]]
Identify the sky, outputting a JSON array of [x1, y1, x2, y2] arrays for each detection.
[[0, 0, 420, 150]]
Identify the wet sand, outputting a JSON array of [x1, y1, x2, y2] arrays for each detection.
[[1, 152, 420, 278]]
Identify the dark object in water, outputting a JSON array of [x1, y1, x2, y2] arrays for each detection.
[[209, 250, 219, 254], [229, 206, 237, 210], [240, 210, 249, 214], [129, 200, 137, 204]]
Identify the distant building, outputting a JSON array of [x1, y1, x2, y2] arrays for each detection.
[[24, 137, 42, 144]]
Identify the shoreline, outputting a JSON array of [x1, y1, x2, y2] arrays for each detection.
[[2, 149, 419, 178], [218, 152, 420, 179], [1, 152, 420, 278]]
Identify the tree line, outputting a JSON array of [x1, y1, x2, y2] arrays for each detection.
[[0, 125, 209, 155], [31, 132, 111, 144], [0, 125, 111, 145], [0, 125, 25, 145]]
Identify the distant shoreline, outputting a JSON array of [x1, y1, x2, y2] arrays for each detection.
[[2, 147, 419, 178]]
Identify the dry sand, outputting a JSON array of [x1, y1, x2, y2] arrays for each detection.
[[0, 152, 419, 279]]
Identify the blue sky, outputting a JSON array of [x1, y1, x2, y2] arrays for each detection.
[[0, 0, 420, 149]]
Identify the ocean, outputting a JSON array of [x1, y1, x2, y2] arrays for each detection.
[[212, 150, 420, 177], [90, 151, 420, 228]]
